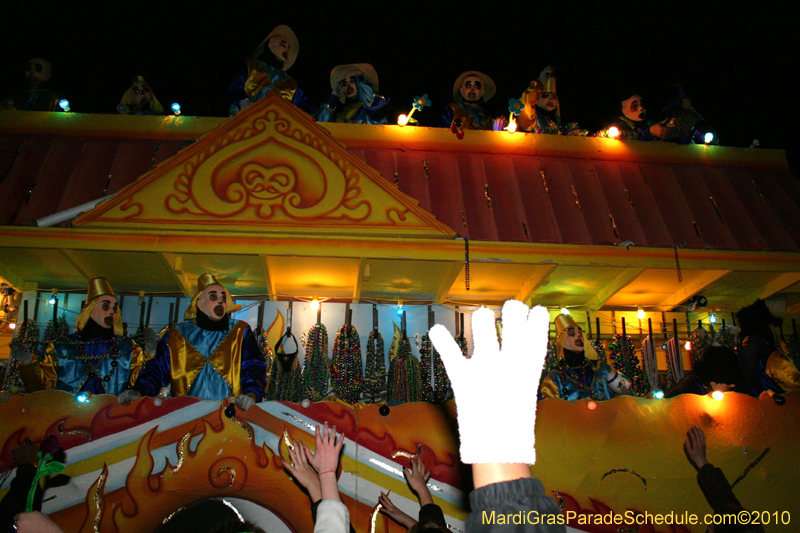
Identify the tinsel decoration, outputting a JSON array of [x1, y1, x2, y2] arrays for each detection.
[[664, 337, 684, 389], [387, 336, 421, 403], [608, 334, 646, 396], [714, 325, 739, 353], [43, 317, 69, 345], [419, 334, 452, 403], [254, 327, 274, 392], [641, 336, 659, 392], [1, 319, 38, 393], [265, 335, 302, 402], [688, 328, 710, 369], [362, 330, 387, 404], [302, 323, 330, 402], [331, 324, 363, 403]]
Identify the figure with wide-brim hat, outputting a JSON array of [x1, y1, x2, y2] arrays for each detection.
[[317, 63, 389, 125], [229, 24, 300, 115], [539, 313, 626, 401], [443, 70, 499, 137], [129, 274, 266, 410], [14, 278, 149, 397]]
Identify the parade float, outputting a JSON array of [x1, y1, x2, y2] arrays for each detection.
[[1, 93, 799, 532]]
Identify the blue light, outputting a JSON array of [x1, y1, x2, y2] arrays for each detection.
[[709, 313, 717, 324], [76, 392, 90, 403], [59, 99, 70, 112], [662, 342, 667, 350], [396, 306, 404, 316], [704, 132, 714, 144], [171, 103, 181, 115], [652, 389, 664, 400], [560, 307, 570, 316]]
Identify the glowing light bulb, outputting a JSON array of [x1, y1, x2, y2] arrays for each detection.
[[311, 298, 320, 310], [685, 341, 692, 351], [607, 126, 620, 139], [59, 99, 70, 112], [396, 299, 405, 316], [76, 392, 90, 403], [48, 290, 57, 305], [709, 313, 717, 324], [397, 114, 409, 126], [637, 306, 645, 320], [652, 389, 664, 400], [704, 132, 714, 144], [171, 103, 181, 115], [116, 103, 127, 114], [560, 307, 570, 316], [587, 400, 597, 410], [711, 390, 724, 401], [8, 322, 16, 330], [507, 120, 517, 133]]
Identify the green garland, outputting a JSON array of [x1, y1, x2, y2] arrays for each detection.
[[43, 317, 70, 346], [254, 327, 273, 396], [714, 325, 738, 353], [456, 335, 468, 358], [302, 324, 330, 402], [331, 324, 363, 404], [689, 328, 711, 369], [387, 336, 421, 403], [608, 334, 646, 396], [362, 331, 387, 404], [419, 334, 452, 404]]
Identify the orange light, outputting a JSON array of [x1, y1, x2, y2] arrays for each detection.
[[685, 341, 692, 351], [397, 114, 409, 126], [637, 306, 645, 320], [608, 126, 620, 138], [8, 322, 16, 330], [311, 298, 320, 310], [711, 391, 724, 401], [507, 119, 517, 133], [587, 400, 597, 410]]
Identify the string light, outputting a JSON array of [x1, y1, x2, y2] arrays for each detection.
[[587, 400, 597, 410], [560, 307, 570, 316], [652, 389, 664, 400], [311, 298, 320, 310], [8, 323, 16, 330], [171, 103, 181, 115], [397, 114, 409, 126], [685, 341, 692, 351], [76, 391, 91, 403], [48, 289, 57, 305], [709, 313, 717, 324], [59, 99, 70, 112], [637, 306, 645, 320], [704, 132, 715, 144], [396, 300, 404, 316], [607, 126, 620, 139], [711, 391, 724, 401]]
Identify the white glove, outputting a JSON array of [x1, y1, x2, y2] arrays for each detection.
[[429, 300, 549, 465], [235, 394, 256, 411], [118, 389, 142, 405], [10, 341, 34, 364]]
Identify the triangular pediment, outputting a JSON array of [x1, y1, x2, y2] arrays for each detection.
[[74, 93, 455, 238]]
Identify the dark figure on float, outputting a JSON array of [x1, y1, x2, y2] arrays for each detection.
[[665, 346, 743, 398], [539, 314, 629, 401], [736, 299, 800, 396], [317, 63, 389, 125], [127, 274, 266, 409], [516, 66, 587, 136], [14, 278, 148, 397], [2, 58, 67, 112], [117, 76, 164, 115]]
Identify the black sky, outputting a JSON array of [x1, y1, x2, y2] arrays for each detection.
[[2, 3, 797, 171]]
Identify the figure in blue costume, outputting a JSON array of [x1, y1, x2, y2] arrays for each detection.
[[14, 278, 148, 397], [128, 274, 266, 410], [317, 63, 389, 125], [2, 58, 66, 112], [539, 313, 629, 401], [735, 299, 800, 396], [665, 346, 743, 398], [442, 71, 501, 138], [117, 76, 164, 115], [229, 25, 303, 115], [601, 92, 672, 141]]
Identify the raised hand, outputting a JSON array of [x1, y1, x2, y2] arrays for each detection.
[[429, 300, 550, 465], [284, 440, 322, 502], [378, 492, 417, 528], [403, 455, 432, 505], [684, 425, 709, 470]]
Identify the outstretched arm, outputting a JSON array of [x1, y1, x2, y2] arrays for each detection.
[[404, 455, 434, 506], [304, 422, 344, 502], [429, 301, 550, 476], [284, 440, 322, 503]]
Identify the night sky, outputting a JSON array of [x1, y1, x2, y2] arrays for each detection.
[[2, 3, 797, 172]]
